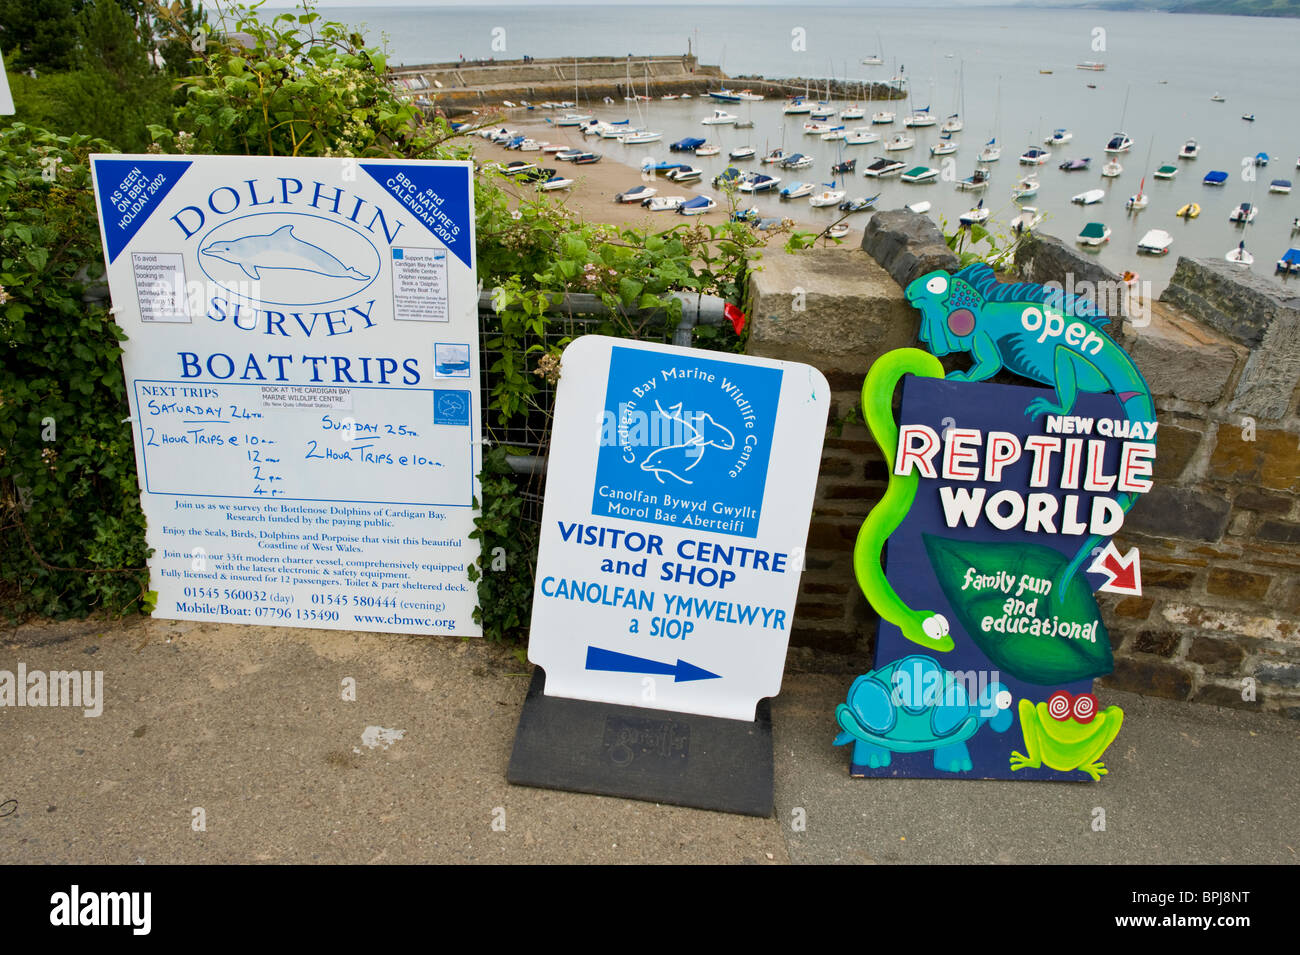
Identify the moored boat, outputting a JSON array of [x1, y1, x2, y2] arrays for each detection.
[[1011, 206, 1042, 233], [1229, 202, 1257, 224], [1270, 179, 1293, 195], [615, 185, 655, 203], [1137, 229, 1173, 254], [1176, 202, 1200, 219], [644, 195, 685, 212], [1203, 170, 1228, 186], [677, 195, 717, 216], [1153, 164, 1178, 180], [1020, 146, 1050, 165], [1077, 221, 1110, 245], [959, 199, 989, 225], [1277, 248, 1300, 274], [1105, 132, 1134, 153], [839, 194, 880, 212], [1012, 175, 1039, 199], [1179, 139, 1200, 159], [884, 133, 915, 151], [701, 110, 737, 125], [666, 165, 703, 183], [863, 157, 906, 178], [900, 165, 939, 184], [1072, 188, 1105, 205], [1226, 241, 1253, 265]]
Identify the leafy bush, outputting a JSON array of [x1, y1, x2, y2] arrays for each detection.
[[0, 124, 152, 619]]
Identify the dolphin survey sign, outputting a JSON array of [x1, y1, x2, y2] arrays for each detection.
[[90, 154, 482, 637]]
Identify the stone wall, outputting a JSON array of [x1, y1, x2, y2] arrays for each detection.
[[745, 216, 1300, 718]]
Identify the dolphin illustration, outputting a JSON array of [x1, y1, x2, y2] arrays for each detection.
[[639, 402, 736, 485], [200, 224, 370, 282]]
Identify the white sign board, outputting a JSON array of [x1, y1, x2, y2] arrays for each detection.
[[0, 50, 14, 116], [89, 155, 481, 636], [529, 336, 829, 721]]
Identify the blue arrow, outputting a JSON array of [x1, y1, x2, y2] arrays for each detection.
[[585, 647, 721, 683]]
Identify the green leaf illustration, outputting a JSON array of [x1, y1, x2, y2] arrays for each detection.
[[922, 535, 1112, 685]]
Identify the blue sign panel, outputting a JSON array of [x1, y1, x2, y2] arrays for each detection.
[[592, 345, 781, 539]]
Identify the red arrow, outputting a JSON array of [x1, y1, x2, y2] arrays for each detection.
[[1090, 543, 1142, 596], [1103, 551, 1138, 591]]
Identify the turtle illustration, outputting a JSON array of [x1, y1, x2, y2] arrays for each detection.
[[834, 655, 1014, 772]]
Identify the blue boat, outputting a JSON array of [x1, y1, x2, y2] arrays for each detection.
[[1255, 152, 1270, 166], [1277, 248, 1300, 274], [670, 137, 706, 152], [1203, 170, 1228, 185], [711, 166, 743, 188]]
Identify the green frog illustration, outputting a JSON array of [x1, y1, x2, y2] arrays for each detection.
[[1009, 698, 1123, 782]]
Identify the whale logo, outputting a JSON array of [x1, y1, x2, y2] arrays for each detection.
[[200, 224, 371, 282], [639, 402, 735, 485]]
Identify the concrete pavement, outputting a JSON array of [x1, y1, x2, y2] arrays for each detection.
[[3, 616, 1296, 864]]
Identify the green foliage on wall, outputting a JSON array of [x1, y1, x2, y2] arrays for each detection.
[[0, 124, 153, 619]]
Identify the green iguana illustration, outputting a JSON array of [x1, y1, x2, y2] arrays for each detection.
[[903, 263, 1155, 599]]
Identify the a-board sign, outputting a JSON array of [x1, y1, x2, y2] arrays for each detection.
[[837, 265, 1154, 780], [529, 336, 829, 722], [0, 50, 14, 115], [89, 154, 481, 636]]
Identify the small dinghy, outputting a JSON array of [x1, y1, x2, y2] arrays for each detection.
[[1102, 160, 1123, 177], [1178, 140, 1200, 159], [1072, 188, 1106, 205], [1060, 157, 1091, 171], [1226, 241, 1253, 265], [906, 200, 932, 214], [1176, 202, 1201, 219]]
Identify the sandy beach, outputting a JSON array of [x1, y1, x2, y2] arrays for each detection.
[[468, 114, 863, 245]]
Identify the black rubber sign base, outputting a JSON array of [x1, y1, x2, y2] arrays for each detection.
[[507, 669, 774, 817]]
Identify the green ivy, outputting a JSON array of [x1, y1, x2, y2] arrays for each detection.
[[0, 125, 152, 619]]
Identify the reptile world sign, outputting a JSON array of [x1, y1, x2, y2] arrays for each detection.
[[836, 264, 1154, 782]]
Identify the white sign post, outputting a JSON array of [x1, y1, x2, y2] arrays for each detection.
[[89, 155, 481, 636], [0, 50, 15, 116], [528, 335, 829, 722]]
